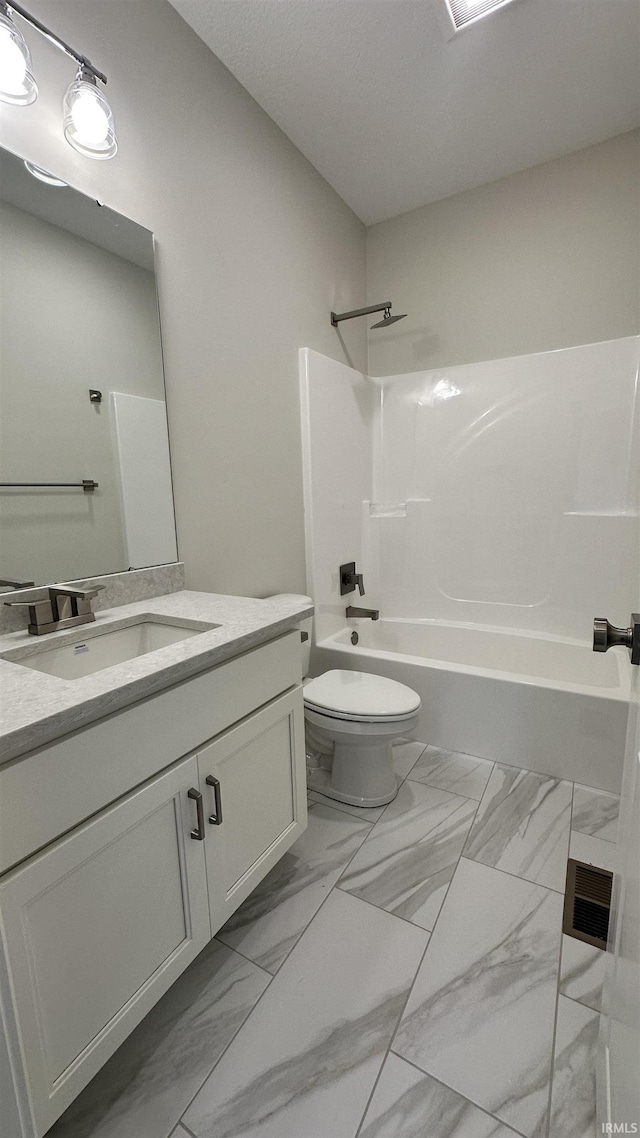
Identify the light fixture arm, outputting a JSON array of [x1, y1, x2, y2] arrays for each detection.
[[1, 0, 107, 83]]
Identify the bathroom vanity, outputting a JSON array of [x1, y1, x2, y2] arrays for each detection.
[[0, 590, 312, 1138]]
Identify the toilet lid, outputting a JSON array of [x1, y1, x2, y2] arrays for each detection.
[[304, 670, 420, 720]]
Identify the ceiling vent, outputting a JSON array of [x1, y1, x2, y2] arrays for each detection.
[[445, 0, 517, 32]]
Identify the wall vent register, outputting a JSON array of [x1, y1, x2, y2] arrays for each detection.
[[563, 857, 613, 950]]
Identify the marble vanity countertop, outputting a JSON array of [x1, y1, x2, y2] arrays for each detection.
[[0, 591, 313, 764]]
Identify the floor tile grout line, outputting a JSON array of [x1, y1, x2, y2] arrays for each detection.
[[353, 930, 434, 1138], [174, 1122, 198, 1138], [333, 881, 437, 934], [384, 1049, 532, 1138], [543, 778, 577, 1138], [405, 757, 496, 801], [570, 824, 617, 846], [217, 800, 376, 977], [459, 762, 573, 895], [212, 934, 278, 977], [336, 773, 485, 925], [374, 768, 570, 1138], [458, 853, 566, 895], [177, 857, 377, 1132], [348, 787, 487, 1133], [172, 959, 278, 1132], [359, 792, 482, 1128], [309, 794, 377, 824]]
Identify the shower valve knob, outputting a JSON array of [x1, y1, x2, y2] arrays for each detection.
[[593, 615, 640, 664], [340, 562, 365, 596]]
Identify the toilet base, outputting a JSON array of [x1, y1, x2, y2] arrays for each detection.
[[306, 766, 399, 808], [306, 734, 400, 807]]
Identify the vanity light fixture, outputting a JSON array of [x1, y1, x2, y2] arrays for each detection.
[[445, 0, 517, 32], [0, 2, 37, 104], [23, 160, 68, 186], [0, 1, 117, 159], [63, 66, 117, 160]]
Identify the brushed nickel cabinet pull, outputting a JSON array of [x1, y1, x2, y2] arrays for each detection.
[[187, 788, 205, 840], [205, 775, 223, 825]]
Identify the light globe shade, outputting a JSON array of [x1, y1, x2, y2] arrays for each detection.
[[63, 71, 117, 160], [0, 8, 38, 105]]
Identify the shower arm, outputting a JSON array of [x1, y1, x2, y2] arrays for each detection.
[[330, 303, 392, 326]]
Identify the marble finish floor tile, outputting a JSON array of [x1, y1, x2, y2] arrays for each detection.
[[463, 764, 572, 891], [407, 745, 494, 801], [391, 738, 429, 782], [306, 789, 387, 824], [572, 785, 619, 843], [559, 934, 606, 1013], [393, 857, 564, 1138], [182, 889, 428, 1138], [48, 940, 270, 1138], [217, 802, 371, 972], [306, 740, 425, 824], [548, 995, 599, 1138], [338, 780, 478, 930], [359, 1054, 522, 1138], [570, 831, 617, 874]]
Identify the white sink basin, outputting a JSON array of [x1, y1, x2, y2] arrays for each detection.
[[8, 618, 219, 680]]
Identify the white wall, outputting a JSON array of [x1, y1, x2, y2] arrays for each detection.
[[0, 0, 366, 597], [366, 132, 640, 377], [0, 200, 164, 585]]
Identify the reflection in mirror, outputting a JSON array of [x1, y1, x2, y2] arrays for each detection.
[[0, 146, 178, 589]]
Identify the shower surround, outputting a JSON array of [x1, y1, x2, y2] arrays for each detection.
[[299, 338, 639, 791]]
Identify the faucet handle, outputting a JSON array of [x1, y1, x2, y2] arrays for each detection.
[[51, 584, 105, 600], [340, 562, 366, 597], [4, 596, 51, 609]]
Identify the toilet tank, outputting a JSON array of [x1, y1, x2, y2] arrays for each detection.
[[268, 595, 313, 676]]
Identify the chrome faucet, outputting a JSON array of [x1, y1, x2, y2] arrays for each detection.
[[4, 583, 105, 635], [346, 606, 379, 620]]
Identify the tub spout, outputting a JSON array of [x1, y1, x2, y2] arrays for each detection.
[[346, 606, 379, 620]]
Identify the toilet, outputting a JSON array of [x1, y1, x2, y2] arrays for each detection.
[[272, 596, 421, 808]]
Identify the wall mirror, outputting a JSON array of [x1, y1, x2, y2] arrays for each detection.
[[0, 145, 178, 590]]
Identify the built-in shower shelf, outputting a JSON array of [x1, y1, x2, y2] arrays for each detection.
[[369, 502, 407, 517], [367, 498, 432, 517]]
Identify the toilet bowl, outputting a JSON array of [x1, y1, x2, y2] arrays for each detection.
[[304, 669, 421, 807], [269, 596, 421, 809]]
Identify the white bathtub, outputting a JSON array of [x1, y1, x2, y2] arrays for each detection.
[[312, 620, 629, 793]]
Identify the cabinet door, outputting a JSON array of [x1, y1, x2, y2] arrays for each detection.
[[198, 686, 307, 930], [0, 755, 210, 1138]]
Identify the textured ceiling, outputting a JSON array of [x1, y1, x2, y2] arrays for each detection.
[[170, 0, 640, 224]]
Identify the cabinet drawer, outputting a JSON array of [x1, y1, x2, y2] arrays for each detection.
[[0, 631, 300, 874]]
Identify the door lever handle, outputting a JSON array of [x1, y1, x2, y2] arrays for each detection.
[[593, 615, 640, 665]]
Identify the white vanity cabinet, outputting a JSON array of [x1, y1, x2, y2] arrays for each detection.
[[0, 629, 307, 1138], [0, 755, 211, 1137], [198, 686, 305, 927]]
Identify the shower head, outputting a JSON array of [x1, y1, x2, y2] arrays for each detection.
[[330, 301, 407, 329], [370, 307, 407, 329]]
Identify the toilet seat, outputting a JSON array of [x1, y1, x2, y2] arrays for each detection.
[[303, 669, 420, 723]]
